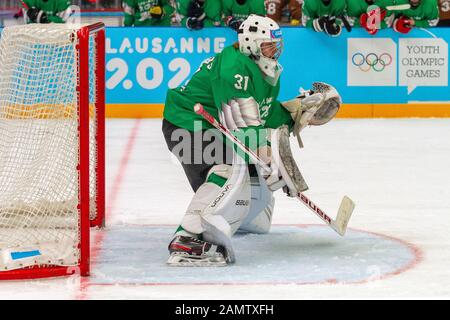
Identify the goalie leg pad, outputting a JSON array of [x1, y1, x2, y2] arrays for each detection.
[[239, 168, 275, 234], [179, 155, 251, 262]]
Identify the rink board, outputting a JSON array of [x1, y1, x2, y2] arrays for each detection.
[[2, 26, 450, 117], [104, 103, 450, 118], [89, 225, 420, 285], [101, 27, 450, 118]]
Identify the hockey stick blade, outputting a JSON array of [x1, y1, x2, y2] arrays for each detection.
[[297, 192, 355, 236], [18, 0, 29, 10], [332, 196, 355, 236]]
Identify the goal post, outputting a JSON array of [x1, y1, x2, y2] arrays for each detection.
[[0, 23, 105, 280]]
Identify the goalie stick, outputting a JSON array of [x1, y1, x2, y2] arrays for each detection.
[[339, 15, 353, 33], [194, 103, 355, 236], [386, 4, 411, 11], [18, 0, 29, 9]]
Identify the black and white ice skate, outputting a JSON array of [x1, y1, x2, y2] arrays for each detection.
[[167, 235, 229, 267]]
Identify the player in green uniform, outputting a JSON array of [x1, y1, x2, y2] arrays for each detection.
[[392, 0, 439, 33], [176, 0, 223, 30], [21, 0, 72, 24], [123, 0, 174, 27], [163, 14, 342, 266], [222, 0, 266, 31], [346, 0, 396, 35], [302, 0, 347, 37]]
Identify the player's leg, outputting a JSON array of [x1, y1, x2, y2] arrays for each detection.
[[162, 118, 219, 192], [167, 160, 251, 266], [162, 119, 252, 266]]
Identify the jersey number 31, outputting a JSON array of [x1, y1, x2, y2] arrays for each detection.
[[234, 74, 249, 91]]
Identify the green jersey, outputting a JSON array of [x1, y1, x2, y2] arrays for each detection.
[[176, 0, 223, 27], [346, 0, 394, 27], [22, 0, 70, 23], [123, 0, 174, 26], [302, 0, 347, 27], [222, 0, 266, 21], [395, 0, 439, 27], [164, 45, 292, 148]]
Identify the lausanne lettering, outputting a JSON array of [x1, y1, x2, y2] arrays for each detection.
[[106, 37, 227, 55]]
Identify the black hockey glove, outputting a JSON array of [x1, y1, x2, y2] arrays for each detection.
[[27, 7, 49, 23], [339, 15, 352, 32], [187, 0, 204, 18], [323, 17, 342, 37], [186, 17, 204, 30], [227, 17, 243, 31], [312, 16, 328, 32]]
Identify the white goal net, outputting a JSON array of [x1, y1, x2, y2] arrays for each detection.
[[0, 24, 104, 277]]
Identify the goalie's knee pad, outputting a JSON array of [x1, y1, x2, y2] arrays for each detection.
[[181, 161, 251, 237]]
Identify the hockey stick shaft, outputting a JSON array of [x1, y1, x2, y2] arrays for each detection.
[[339, 15, 352, 33], [386, 4, 411, 11], [194, 103, 354, 235], [194, 103, 272, 174], [18, 0, 29, 9]]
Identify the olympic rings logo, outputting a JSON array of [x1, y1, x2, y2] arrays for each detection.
[[351, 52, 393, 72]]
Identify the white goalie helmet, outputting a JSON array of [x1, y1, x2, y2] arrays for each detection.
[[238, 14, 284, 84]]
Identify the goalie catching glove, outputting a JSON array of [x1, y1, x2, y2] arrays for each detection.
[[282, 82, 341, 148]]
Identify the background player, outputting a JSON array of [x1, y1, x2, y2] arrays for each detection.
[[21, 0, 73, 24], [176, 0, 222, 30], [123, 0, 175, 26], [346, 0, 395, 35], [302, 0, 347, 37], [264, 0, 302, 26], [438, 0, 450, 26], [223, 0, 266, 31], [392, 0, 439, 33], [265, 0, 289, 23]]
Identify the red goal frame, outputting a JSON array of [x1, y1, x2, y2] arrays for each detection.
[[0, 23, 106, 280]]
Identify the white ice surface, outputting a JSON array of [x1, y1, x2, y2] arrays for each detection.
[[0, 118, 449, 299], [91, 225, 417, 285]]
